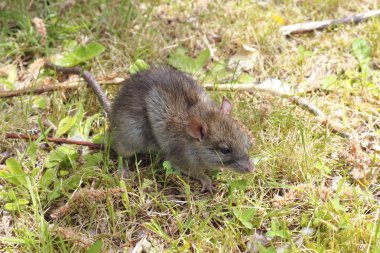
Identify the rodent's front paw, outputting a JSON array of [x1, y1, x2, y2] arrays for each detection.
[[200, 177, 215, 194]]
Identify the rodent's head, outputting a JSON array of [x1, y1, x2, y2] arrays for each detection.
[[186, 96, 254, 173]]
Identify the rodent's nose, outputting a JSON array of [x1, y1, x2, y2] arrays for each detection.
[[245, 159, 254, 173]]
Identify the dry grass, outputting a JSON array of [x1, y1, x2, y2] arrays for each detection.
[[1, 0, 380, 252]]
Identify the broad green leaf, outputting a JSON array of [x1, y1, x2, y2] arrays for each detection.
[[6, 158, 27, 186], [228, 179, 247, 192], [68, 104, 85, 138], [352, 38, 371, 76], [17, 199, 29, 205], [129, 59, 150, 74], [232, 207, 255, 229], [27, 142, 38, 164], [241, 220, 253, 229], [32, 96, 47, 109], [194, 49, 210, 69], [83, 153, 103, 168], [167, 47, 210, 74], [0, 170, 20, 186], [40, 168, 56, 188], [45, 146, 79, 169], [87, 240, 103, 253], [237, 73, 255, 83], [4, 203, 18, 211], [55, 42, 105, 67], [241, 208, 256, 222], [92, 133, 105, 144], [62, 174, 81, 190], [47, 185, 62, 202], [55, 115, 76, 137], [321, 75, 338, 91], [83, 113, 100, 139], [59, 170, 70, 176]]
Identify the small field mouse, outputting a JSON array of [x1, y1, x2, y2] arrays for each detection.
[[44, 62, 254, 192]]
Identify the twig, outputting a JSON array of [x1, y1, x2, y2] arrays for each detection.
[[44, 61, 113, 116], [2, 74, 351, 138], [5, 133, 103, 149], [204, 83, 352, 139], [280, 9, 380, 35], [0, 77, 123, 98]]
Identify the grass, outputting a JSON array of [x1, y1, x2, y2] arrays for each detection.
[[1, 0, 380, 252]]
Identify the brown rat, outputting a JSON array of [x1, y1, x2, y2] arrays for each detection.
[[44, 62, 254, 192]]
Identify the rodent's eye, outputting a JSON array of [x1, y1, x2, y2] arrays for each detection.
[[219, 146, 231, 154]]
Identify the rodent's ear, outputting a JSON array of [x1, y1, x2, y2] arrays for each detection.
[[186, 117, 207, 142], [220, 96, 232, 115]]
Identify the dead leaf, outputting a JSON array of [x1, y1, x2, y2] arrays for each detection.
[[32, 17, 46, 46], [256, 78, 292, 94], [228, 44, 261, 72], [246, 230, 272, 253]]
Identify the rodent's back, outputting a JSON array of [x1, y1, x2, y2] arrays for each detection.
[[109, 67, 213, 154]]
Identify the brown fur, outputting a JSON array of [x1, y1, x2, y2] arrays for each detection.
[[110, 67, 254, 192]]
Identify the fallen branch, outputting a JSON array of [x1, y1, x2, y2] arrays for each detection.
[[2, 73, 351, 138], [280, 9, 380, 35], [204, 83, 351, 139], [5, 133, 103, 149], [44, 61, 113, 116], [0, 77, 123, 98]]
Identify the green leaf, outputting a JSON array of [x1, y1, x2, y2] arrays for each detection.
[[163, 160, 180, 175], [232, 207, 255, 229], [228, 179, 248, 192], [87, 240, 103, 253], [167, 47, 210, 74], [194, 49, 210, 69], [0, 170, 20, 186], [83, 153, 103, 168], [321, 75, 338, 91], [142, 178, 153, 189], [55, 42, 105, 67], [83, 113, 100, 139], [162, 161, 172, 170], [4, 203, 18, 211], [62, 174, 81, 190], [32, 96, 48, 109], [47, 185, 62, 202], [27, 142, 38, 164], [69, 104, 85, 137], [55, 115, 76, 137], [17, 199, 29, 205], [40, 168, 56, 188], [6, 158, 27, 186], [45, 146, 79, 169], [129, 59, 150, 74], [352, 38, 371, 76], [241, 221, 253, 229], [241, 208, 256, 222]]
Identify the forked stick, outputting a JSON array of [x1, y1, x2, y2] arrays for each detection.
[[280, 9, 380, 35]]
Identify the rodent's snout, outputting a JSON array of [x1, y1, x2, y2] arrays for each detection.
[[237, 158, 254, 173], [244, 159, 255, 173]]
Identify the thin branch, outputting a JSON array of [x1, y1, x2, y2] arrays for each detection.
[[44, 61, 113, 116], [204, 83, 352, 139], [0, 77, 123, 98], [5, 133, 103, 149], [280, 9, 380, 35], [2, 75, 351, 138]]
